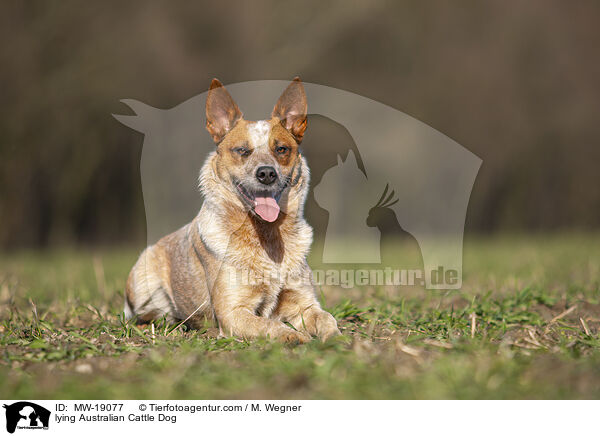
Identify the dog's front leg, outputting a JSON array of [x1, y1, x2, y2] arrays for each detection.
[[274, 288, 341, 342], [219, 306, 310, 343], [210, 273, 310, 343]]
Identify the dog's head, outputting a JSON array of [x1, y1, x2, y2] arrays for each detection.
[[203, 78, 308, 223]]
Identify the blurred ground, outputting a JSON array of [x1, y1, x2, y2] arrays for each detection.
[[1, 234, 599, 399]]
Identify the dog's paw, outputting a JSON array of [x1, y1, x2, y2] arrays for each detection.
[[314, 311, 341, 342], [319, 326, 341, 342], [277, 328, 311, 344]]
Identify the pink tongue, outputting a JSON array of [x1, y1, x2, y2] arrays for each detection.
[[254, 196, 280, 222]]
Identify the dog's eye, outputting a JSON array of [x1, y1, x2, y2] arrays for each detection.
[[276, 145, 288, 155], [233, 147, 250, 157]]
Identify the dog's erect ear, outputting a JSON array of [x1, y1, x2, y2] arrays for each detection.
[[272, 77, 307, 143], [206, 79, 243, 143]]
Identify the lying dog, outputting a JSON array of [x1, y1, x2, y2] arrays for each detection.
[[124, 78, 340, 343]]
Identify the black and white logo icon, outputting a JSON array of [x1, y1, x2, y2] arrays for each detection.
[[2, 402, 50, 434]]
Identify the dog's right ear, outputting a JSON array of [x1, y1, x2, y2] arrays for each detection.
[[206, 79, 243, 143]]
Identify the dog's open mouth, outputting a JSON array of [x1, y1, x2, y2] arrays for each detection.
[[235, 182, 287, 222]]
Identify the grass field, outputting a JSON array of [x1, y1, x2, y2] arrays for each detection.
[[1, 234, 600, 399]]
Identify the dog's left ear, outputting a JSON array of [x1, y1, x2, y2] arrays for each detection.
[[272, 77, 307, 143]]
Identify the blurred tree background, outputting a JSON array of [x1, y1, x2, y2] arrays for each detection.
[[1, 1, 599, 249]]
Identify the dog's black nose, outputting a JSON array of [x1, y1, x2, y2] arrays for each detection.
[[256, 166, 278, 185]]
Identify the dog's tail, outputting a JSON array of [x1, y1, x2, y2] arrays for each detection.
[[123, 298, 134, 321], [123, 273, 135, 321]]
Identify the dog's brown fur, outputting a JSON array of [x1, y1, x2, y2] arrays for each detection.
[[125, 78, 340, 343]]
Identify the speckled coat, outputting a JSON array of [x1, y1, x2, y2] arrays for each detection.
[[125, 78, 340, 343]]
